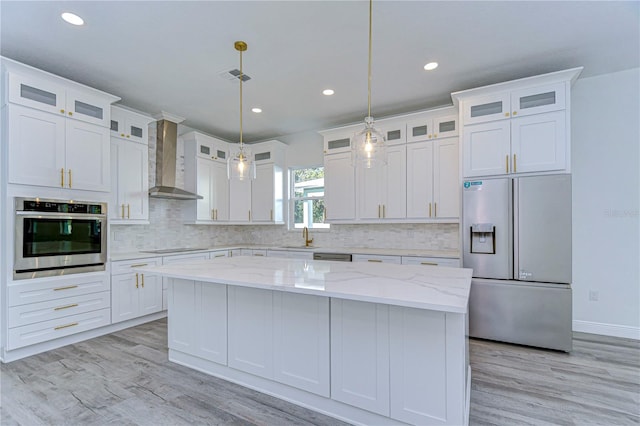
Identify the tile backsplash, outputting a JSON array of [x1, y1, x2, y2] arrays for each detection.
[[110, 198, 459, 253]]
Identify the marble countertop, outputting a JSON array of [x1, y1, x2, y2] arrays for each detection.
[[111, 245, 460, 262], [135, 256, 472, 313]]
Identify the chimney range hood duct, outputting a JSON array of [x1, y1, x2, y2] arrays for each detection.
[[149, 114, 203, 200]]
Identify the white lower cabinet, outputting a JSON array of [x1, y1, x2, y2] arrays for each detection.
[[162, 253, 210, 310], [168, 279, 228, 364], [6, 273, 111, 350], [389, 307, 467, 426], [227, 286, 274, 379], [352, 254, 402, 264], [273, 292, 330, 397], [330, 299, 390, 416], [401, 256, 460, 267], [111, 258, 163, 323]]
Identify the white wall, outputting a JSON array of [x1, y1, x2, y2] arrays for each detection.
[[571, 68, 640, 339]]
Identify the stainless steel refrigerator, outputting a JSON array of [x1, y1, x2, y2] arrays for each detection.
[[462, 174, 572, 351]]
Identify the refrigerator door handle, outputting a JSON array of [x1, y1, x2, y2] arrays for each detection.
[[512, 178, 519, 280]]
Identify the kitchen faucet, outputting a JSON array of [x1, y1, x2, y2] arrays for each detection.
[[303, 227, 313, 247]]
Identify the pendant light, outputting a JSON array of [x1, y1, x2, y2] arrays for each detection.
[[352, 0, 386, 169], [228, 40, 256, 181]]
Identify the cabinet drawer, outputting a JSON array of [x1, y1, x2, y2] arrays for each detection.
[[8, 291, 110, 328], [111, 257, 161, 275], [7, 308, 111, 350], [352, 254, 402, 264], [252, 249, 268, 257], [162, 253, 210, 265], [8, 273, 110, 307], [401, 257, 460, 267]]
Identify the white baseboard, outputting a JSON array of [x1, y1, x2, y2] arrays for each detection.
[[573, 320, 640, 340]]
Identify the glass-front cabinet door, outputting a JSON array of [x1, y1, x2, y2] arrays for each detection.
[[406, 116, 433, 143], [462, 92, 511, 125], [8, 73, 66, 116], [66, 89, 111, 127], [433, 115, 459, 139], [510, 82, 566, 118]]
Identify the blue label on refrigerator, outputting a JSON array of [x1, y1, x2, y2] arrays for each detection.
[[463, 181, 482, 190]]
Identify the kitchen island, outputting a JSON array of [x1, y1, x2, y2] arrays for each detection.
[[136, 256, 472, 426]]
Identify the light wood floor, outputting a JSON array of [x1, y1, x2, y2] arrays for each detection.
[[1, 318, 638, 425]]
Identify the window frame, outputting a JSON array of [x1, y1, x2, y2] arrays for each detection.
[[288, 166, 329, 231]]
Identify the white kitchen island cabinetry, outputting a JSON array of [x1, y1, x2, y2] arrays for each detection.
[[139, 257, 471, 426]]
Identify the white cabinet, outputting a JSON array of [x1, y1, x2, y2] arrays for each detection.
[[184, 132, 230, 224], [406, 138, 459, 220], [273, 292, 330, 397], [162, 252, 210, 310], [6, 272, 111, 350], [252, 163, 283, 223], [110, 106, 150, 144], [111, 258, 163, 323], [453, 68, 582, 178], [357, 144, 406, 220], [324, 152, 355, 221], [7, 104, 110, 191], [8, 72, 115, 127], [209, 250, 230, 259], [167, 279, 228, 365], [401, 256, 460, 267], [406, 113, 458, 143], [110, 106, 153, 223], [229, 177, 252, 222], [267, 249, 313, 260], [330, 299, 390, 415], [227, 286, 274, 379]]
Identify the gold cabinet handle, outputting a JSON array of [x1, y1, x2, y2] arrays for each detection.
[[434, 202, 437, 217], [506, 155, 510, 173], [68, 169, 72, 188], [126, 135, 130, 138], [270, 209, 273, 221], [367, 259, 383, 263], [141, 273, 144, 288], [513, 154, 517, 173], [60, 168, 65, 187], [130, 263, 148, 268], [254, 253, 264, 257], [127, 204, 130, 219], [60, 109, 65, 114], [55, 322, 78, 331], [505, 112, 510, 117], [214, 254, 225, 258], [215, 209, 218, 220], [420, 261, 438, 266], [121, 133, 125, 137], [378, 204, 381, 218], [382, 204, 386, 218], [135, 273, 139, 288], [211, 209, 214, 220], [428, 134, 432, 139], [121, 204, 125, 219], [68, 111, 73, 116], [429, 202, 432, 218], [324, 207, 327, 221], [54, 285, 78, 291], [54, 303, 78, 311], [249, 210, 251, 221], [513, 111, 518, 116]]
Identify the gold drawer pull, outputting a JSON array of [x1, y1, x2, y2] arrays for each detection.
[[367, 259, 383, 263], [60, 168, 65, 187], [214, 254, 226, 258], [54, 285, 78, 291], [55, 322, 78, 330], [141, 274, 144, 288], [127, 204, 130, 219], [121, 204, 125, 219], [506, 155, 509, 173], [513, 154, 517, 173], [135, 273, 139, 288], [130, 263, 148, 268], [54, 303, 78, 311], [420, 262, 438, 266], [68, 169, 72, 188], [253, 253, 264, 256]]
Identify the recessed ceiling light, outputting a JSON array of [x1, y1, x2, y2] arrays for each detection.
[[322, 89, 335, 96], [61, 12, 84, 26], [251, 108, 262, 113], [424, 62, 438, 71]]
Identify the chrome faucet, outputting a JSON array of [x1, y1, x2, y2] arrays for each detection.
[[303, 226, 313, 247]]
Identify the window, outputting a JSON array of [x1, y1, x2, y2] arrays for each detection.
[[289, 167, 328, 229]]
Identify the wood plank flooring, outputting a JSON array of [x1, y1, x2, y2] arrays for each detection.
[[1, 318, 638, 425]]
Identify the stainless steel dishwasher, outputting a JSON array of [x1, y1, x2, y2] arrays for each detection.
[[313, 252, 352, 262]]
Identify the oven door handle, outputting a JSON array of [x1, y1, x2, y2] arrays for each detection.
[[16, 212, 107, 220]]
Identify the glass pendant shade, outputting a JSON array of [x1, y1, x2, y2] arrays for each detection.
[[227, 145, 256, 181], [352, 116, 386, 169]]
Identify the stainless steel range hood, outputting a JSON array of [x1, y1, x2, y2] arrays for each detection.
[[149, 113, 202, 200]]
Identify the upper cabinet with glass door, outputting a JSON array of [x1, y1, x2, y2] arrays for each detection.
[[405, 108, 458, 143], [110, 105, 153, 144], [7, 69, 118, 128]]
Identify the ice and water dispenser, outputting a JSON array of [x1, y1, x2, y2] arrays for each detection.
[[469, 223, 496, 254]]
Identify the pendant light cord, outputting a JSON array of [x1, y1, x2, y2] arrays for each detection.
[[367, 0, 373, 118], [239, 48, 243, 148]]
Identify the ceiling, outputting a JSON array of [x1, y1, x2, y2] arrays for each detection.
[[1, 1, 638, 142]]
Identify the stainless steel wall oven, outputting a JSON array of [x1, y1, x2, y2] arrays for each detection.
[[14, 198, 107, 279]]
